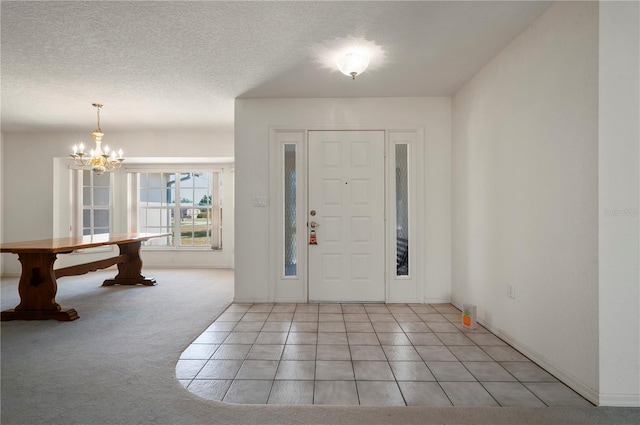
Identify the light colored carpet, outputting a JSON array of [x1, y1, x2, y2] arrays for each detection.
[[1, 268, 638, 425]]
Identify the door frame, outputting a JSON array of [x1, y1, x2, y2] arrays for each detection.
[[269, 126, 425, 303]]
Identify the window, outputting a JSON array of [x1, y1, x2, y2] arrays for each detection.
[[283, 144, 297, 276], [71, 169, 112, 237], [129, 170, 222, 250], [395, 144, 409, 276]]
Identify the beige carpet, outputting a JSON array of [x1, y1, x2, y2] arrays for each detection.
[[1, 268, 637, 425]]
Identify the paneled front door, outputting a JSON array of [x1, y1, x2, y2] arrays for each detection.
[[307, 131, 385, 302]]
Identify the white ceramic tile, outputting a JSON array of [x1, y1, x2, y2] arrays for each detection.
[[176, 359, 207, 379], [524, 383, 593, 407], [347, 332, 380, 345], [440, 382, 499, 406], [246, 344, 284, 360], [501, 362, 558, 382], [350, 345, 387, 361], [196, 359, 243, 379], [223, 380, 272, 404], [282, 344, 317, 360], [389, 361, 436, 382], [180, 344, 218, 360], [353, 361, 395, 380], [268, 380, 314, 404], [194, 332, 230, 344], [255, 332, 288, 344], [316, 344, 351, 360], [317, 332, 348, 345], [223, 331, 259, 344], [482, 382, 546, 407], [314, 381, 359, 405], [382, 345, 422, 361], [315, 360, 354, 380], [211, 344, 251, 360], [462, 362, 516, 382], [275, 360, 316, 380], [286, 332, 318, 345], [357, 381, 405, 406], [235, 360, 279, 380], [187, 379, 232, 401], [426, 361, 476, 381], [448, 346, 494, 362], [398, 382, 452, 406], [376, 333, 412, 346], [415, 346, 457, 361]]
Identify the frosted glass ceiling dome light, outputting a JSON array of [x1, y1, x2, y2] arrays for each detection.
[[337, 51, 369, 79]]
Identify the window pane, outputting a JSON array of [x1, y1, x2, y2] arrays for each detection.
[[83, 187, 92, 206], [145, 209, 162, 227], [166, 187, 176, 205], [148, 173, 163, 188], [93, 188, 110, 206], [284, 144, 297, 276], [180, 226, 194, 246], [94, 227, 109, 235], [83, 209, 90, 228], [93, 210, 110, 228], [396, 144, 409, 276], [147, 189, 163, 204], [93, 172, 110, 187]]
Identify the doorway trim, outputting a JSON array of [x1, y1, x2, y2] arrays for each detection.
[[269, 127, 425, 303]]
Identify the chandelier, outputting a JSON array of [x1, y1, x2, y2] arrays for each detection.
[[70, 103, 124, 175]]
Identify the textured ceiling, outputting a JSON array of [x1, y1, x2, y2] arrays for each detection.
[[1, 1, 552, 131]]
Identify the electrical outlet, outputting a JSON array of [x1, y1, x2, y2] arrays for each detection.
[[507, 283, 516, 299]]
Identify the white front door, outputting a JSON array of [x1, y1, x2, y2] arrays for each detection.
[[308, 130, 385, 302]]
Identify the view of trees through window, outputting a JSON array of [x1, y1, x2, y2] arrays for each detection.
[[135, 171, 222, 249]]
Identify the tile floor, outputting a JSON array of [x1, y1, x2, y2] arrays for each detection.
[[177, 303, 592, 407]]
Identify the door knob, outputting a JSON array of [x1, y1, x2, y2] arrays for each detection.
[[310, 221, 319, 229]]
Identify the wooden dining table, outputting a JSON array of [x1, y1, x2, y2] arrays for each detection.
[[1, 233, 169, 321]]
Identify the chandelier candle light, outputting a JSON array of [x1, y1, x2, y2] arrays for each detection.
[[70, 103, 124, 175]]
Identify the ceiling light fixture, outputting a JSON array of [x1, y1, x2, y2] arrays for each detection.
[[70, 103, 124, 175], [337, 51, 370, 79]]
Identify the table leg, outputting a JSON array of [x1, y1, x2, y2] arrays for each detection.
[[1, 253, 79, 321], [102, 241, 156, 286]]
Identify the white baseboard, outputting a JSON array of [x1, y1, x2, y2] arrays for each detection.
[[274, 297, 306, 303], [599, 393, 640, 407], [388, 298, 420, 304], [451, 301, 599, 406], [424, 298, 453, 304], [233, 297, 270, 303]]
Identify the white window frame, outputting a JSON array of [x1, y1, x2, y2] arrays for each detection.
[[69, 167, 115, 253], [127, 165, 223, 251], [386, 130, 424, 303], [270, 130, 307, 302]]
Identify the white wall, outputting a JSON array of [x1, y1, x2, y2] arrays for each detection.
[[452, 1, 599, 403], [1, 129, 234, 275], [235, 97, 451, 302], [598, 0, 640, 407]]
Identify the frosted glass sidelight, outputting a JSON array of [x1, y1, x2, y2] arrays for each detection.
[[284, 144, 297, 276], [395, 144, 409, 276]]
